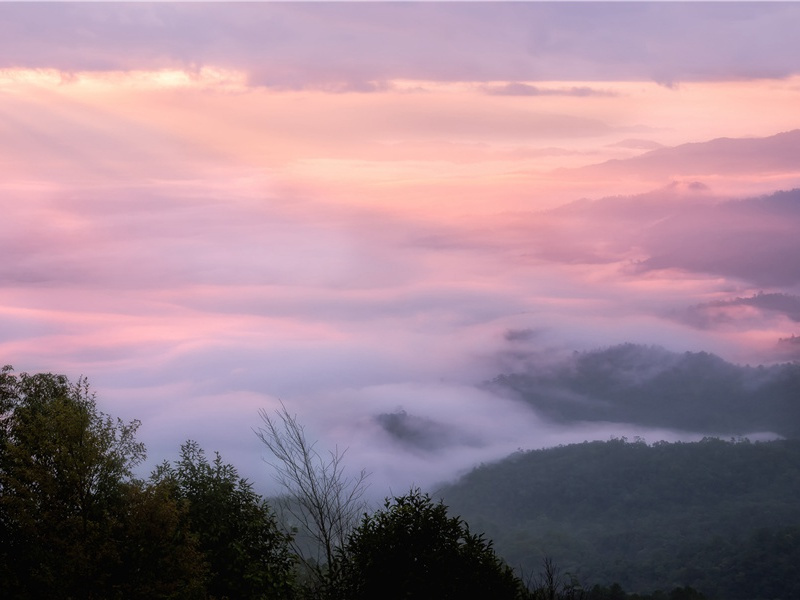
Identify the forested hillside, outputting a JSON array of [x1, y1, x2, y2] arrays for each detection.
[[5, 365, 800, 599], [487, 344, 800, 437], [0, 367, 529, 599], [438, 438, 800, 599]]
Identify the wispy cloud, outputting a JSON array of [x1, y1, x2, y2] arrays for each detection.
[[481, 83, 615, 97], [3, 3, 800, 86], [2, 3, 800, 497]]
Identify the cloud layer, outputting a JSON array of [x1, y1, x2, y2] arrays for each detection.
[[2, 3, 800, 498], [3, 3, 800, 86]]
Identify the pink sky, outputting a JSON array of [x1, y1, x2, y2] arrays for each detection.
[[2, 3, 800, 496]]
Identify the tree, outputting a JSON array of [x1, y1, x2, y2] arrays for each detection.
[[254, 402, 369, 584], [528, 557, 585, 600], [111, 479, 208, 600], [1, 367, 279, 599], [333, 490, 526, 600], [0, 366, 146, 598], [152, 440, 296, 600]]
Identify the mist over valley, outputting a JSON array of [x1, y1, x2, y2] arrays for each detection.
[[2, 4, 800, 597]]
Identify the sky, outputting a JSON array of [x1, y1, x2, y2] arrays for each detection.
[[2, 2, 800, 498]]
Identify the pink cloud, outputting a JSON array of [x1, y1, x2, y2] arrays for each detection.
[[2, 6, 800, 495], [3, 4, 800, 85]]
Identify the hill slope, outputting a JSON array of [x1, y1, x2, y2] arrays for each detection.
[[487, 344, 800, 438], [560, 129, 800, 180], [437, 438, 800, 598]]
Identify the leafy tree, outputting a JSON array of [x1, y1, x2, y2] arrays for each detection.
[[111, 479, 208, 600], [153, 440, 296, 600], [0, 366, 145, 598], [333, 489, 526, 600]]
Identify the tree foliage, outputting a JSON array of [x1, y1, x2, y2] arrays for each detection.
[[153, 440, 296, 600], [333, 489, 526, 600], [0, 366, 178, 598], [110, 480, 208, 600], [439, 437, 800, 598], [11, 365, 791, 599], [1, 367, 214, 599]]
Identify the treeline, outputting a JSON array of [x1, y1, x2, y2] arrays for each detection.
[[438, 437, 800, 599], [0, 367, 295, 599], [4, 366, 794, 599], [0, 366, 556, 599]]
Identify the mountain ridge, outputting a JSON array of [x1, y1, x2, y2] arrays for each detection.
[[487, 343, 800, 438], [556, 129, 800, 179], [436, 437, 800, 599]]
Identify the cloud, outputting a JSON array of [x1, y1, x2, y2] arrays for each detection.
[[3, 8, 800, 500], [559, 129, 800, 183], [11, 165, 782, 492], [607, 138, 665, 151], [6, 170, 796, 495], [634, 189, 800, 287], [482, 83, 615, 97], [2, 3, 800, 86], [672, 294, 800, 357], [511, 181, 800, 289]]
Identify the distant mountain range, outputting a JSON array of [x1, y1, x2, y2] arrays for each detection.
[[486, 343, 800, 438], [372, 342, 800, 456], [558, 129, 800, 179]]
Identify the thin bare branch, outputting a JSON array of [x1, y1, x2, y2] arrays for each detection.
[[254, 401, 370, 585]]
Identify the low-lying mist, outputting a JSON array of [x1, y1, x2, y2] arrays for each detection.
[[5, 134, 800, 501]]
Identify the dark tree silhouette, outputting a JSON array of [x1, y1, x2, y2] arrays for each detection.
[[333, 489, 526, 600], [153, 440, 296, 600], [0, 366, 145, 598]]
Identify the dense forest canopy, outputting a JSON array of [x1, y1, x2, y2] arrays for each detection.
[[438, 437, 800, 599]]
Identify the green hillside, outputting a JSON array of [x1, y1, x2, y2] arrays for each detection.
[[437, 438, 800, 599]]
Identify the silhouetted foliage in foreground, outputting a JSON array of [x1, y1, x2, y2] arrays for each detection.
[[153, 440, 296, 599], [4, 366, 798, 599], [0, 367, 292, 599], [333, 489, 526, 600]]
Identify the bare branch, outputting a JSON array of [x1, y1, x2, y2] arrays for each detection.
[[254, 401, 370, 583]]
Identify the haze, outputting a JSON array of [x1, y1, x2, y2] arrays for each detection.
[[2, 2, 800, 498]]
